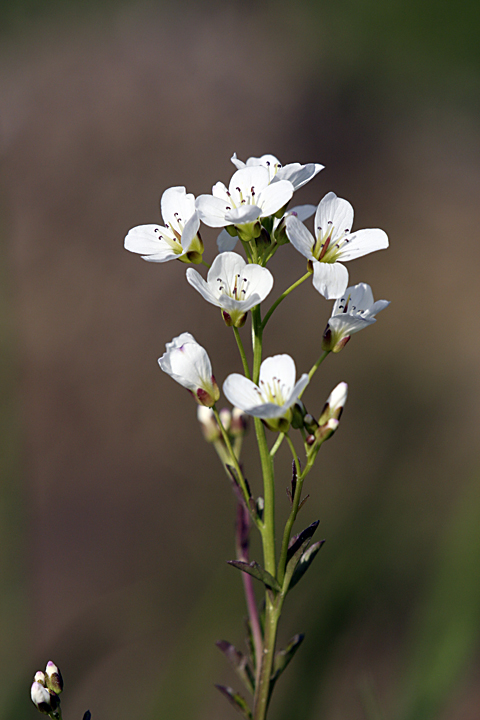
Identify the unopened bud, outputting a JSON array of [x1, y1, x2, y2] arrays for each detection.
[[45, 661, 63, 694], [304, 413, 319, 434], [315, 418, 339, 443], [34, 671, 46, 686], [291, 401, 306, 429], [31, 682, 59, 715], [230, 408, 247, 437], [321, 323, 350, 353], [197, 406, 221, 442], [318, 382, 348, 426], [219, 408, 232, 431]]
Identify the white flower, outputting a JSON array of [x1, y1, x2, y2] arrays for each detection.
[[196, 166, 294, 229], [223, 354, 309, 430], [125, 186, 203, 264], [286, 192, 389, 299], [186, 252, 274, 327], [322, 283, 390, 352], [158, 332, 220, 406], [231, 153, 324, 190]]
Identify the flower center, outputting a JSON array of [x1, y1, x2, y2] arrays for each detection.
[[264, 160, 282, 183], [155, 212, 186, 254], [312, 221, 352, 263], [337, 294, 368, 317], [225, 186, 257, 211], [216, 273, 250, 301], [259, 376, 287, 406]]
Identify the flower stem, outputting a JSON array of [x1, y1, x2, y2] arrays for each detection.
[[233, 326, 251, 379], [269, 432, 285, 458], [261, 271, 312, 330], [298, 350, 330, 401], [212, 406, 252, 511]]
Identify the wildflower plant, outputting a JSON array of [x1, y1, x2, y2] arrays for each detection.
[[31, 152, 389, 720]]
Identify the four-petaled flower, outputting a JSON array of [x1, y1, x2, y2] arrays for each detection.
[[286, 191, 389, 299], [231, 152, 324, 190], [159, 333, 220, 407], [125, 186, 203, 264], [223, 355, 309, 431], [322, 283, 390, 353], [196, 166, 294, 232], [186, 252, 274, 327]]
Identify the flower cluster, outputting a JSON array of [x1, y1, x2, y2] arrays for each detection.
[[125, 151, 389, 427], [31, 662, 63, 718]]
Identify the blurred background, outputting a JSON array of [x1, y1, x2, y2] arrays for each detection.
[[2, 0, 480, 718]]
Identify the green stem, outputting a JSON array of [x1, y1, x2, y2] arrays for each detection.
[[298, 350, 331, 401], [261, 271, 311, 330], [269, 433, 284, 458], [200, 260, 211, 269], [233, 327, 251, 379], [212, 406, 252, 510], [253, 597, 281, 720]]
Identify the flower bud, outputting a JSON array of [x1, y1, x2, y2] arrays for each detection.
[[45, 661, 63, 694], [219, 408, 232, 432], [291, 401, 306, 430], [34, 671, 46, 686], [303, 413, 319, 435], [318, 382, 348, 426], [314, 418, 339, 443], [230, 408, 248, 437], [197, 406, 221, 442], [31, 682, 59, 715]]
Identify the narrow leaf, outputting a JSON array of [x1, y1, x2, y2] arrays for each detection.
[[82, 713, 91, 720], [270, 633, 305, 687], [286, 520, 320, 564], [290, 460, 297, 502], [215, 685, 252, 719], [227, 560, 281, 592], [289, 540, 325, 590], [216, 640, 255, 694]]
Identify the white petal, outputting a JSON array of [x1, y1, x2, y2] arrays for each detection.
[[314, 193, 354, 243], [285, 373, 310, 408], [259, 354, 296, 394], [276, 162, 324, 190], [217, 229, 238, 252], [223, 373, 264, 412], [161, 186, 195, 226], [208, 251, 246, 281], [186, 268, 220, 307], [125, 225, 179, 262], [228, 166, 270, 198], [285, 215, 315, 259], [288, 204, 317, 221], [367, 299, 390, 316], [258, 179, 294, 217], [196, 195, 230, 227], [211, 181, 230, 202], [230, 152, 245, 170], [225, 205, 262, 224], [162, 341, 212, 391], [328, 314, 376, 336], [338, 228, 389, 260], [326, 382, 348, 410], [180, 211, 200, 251], [312, 261, 349, 299], [241, 264, 274, 304]]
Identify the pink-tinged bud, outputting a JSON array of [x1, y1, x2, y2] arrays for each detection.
[[219, 408, 232, 431], [318, 382, 348, 426], [158, 332, 219, 407], [45, 661, 63, 694], [34, 671, 46, 686], [315, 418, 339, 443]]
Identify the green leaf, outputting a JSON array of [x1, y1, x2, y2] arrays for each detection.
[[227, 560, 281, 592], [270, 633, 305, 689], [216, 640, 255, 695], [215, 685, 252, 719], [286, 520, 319, 564], [289, 540, 325, 590]]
